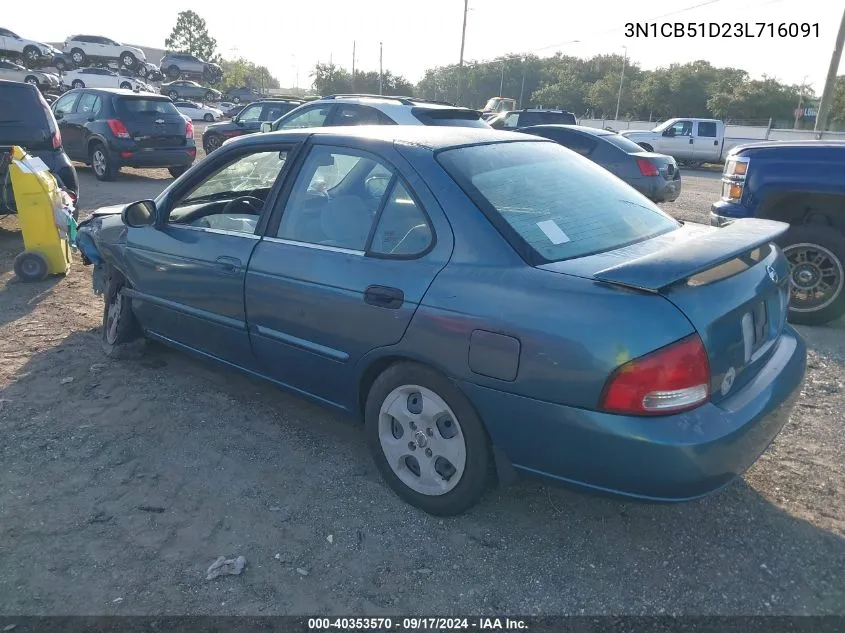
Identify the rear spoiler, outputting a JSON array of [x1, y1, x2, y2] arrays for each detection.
[[593, 218, 789, 292]]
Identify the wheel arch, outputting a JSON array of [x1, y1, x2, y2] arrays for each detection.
[[759, 190, 845, 234]]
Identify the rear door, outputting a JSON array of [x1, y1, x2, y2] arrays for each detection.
[[693, 121, 720, 162], [245, 142, 453, 408], [115, 96, 188, 149], [67, 92, 102, 156]]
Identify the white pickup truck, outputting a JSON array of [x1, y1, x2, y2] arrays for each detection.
[[619, 118, 727, 166]]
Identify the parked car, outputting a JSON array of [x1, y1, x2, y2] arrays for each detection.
[[711, 141, 845, 325], [620, 118, 726, 166], [62, 35, 146, 70], [136, 61, 163, 82], [50, 51, 76, 72], [61, 67, 145, 90], [216, 101, 235, 112], [0, 27, 53, 66], [261, 94, 489, 133], [518, 125, 681, 203], [225, 86, 264, 104], [160, 80, 221, 102], [203, 99, 303, 153], [74, 126, 805, 516], [0, 79, 78, 214], [51, 88, 195, 181], [0, 60, 60, 90], [482, 96, 517, 117], [159, 52, 222, 83], [489, 109, 577, 130], [175, 100, 223, 122]]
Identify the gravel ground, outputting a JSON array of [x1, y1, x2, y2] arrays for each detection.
[[0, 130, 843, 616]]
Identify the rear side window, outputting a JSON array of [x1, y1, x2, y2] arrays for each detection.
[[0, 85, 53, 148], [0, 86, 44, 126], [438, 141, 678, 264], [116, 98, 180, 116], [77, 93, 102, 117], [697, 121, 718, 137], [411, 107, 487, 128]]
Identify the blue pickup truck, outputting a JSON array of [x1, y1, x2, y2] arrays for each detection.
[[712, 141, 845, 326]]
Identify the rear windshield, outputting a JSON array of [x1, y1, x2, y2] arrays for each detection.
[[437, 141, 678, 264], [116, 98, 180, 117], [0, 85, 52, 148], [522, 111, 576, 126], [601, 132, 650, 154], [411, 107, 489, 128]]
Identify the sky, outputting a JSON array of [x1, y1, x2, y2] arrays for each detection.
[[5, 0, 843, 95]]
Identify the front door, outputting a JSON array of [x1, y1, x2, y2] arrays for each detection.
[[658, 119, 694, 160], [245, 143, 451, 409], [52, 91, 85, 159], [122, 144, 291, 369], [233, 102, 265, 133]]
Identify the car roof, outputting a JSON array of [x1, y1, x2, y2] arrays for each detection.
[[313, 94, 469, 111], [234, 125, 544, 151], [520, 124, 609, 137], [732, 140, 845, 151], [70, 87, 168, 98]]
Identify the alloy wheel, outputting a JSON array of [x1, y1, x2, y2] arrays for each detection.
[[784, 242, 845, 313]]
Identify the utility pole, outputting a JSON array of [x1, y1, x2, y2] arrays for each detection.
[[500, 58, 505, 95], [794, 75, 809, 129], [519, 64, 526, 108], [352, 41, 356, 90], [815, 7, 845, 136], [615, 46, 627, 122], [379, 42, 383, 95], [457, 0, 468, 105]]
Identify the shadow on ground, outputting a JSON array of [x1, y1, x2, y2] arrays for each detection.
[[0, 331, 842, 615]]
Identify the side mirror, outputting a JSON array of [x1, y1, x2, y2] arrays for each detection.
[[260, 121, 272, 133], [122, 200, 157, 228], [234, 116, 243, 126]]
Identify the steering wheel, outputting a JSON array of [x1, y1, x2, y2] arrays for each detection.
[[221, 195, 263, 216]]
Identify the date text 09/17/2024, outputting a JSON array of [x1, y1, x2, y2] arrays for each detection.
[[307, 617, 528, 630], [624, 22, 819, 38]]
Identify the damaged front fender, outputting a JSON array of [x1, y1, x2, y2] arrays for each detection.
[[75, 205, 129, 293]]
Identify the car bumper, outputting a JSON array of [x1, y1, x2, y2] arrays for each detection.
[[631, 175, 681, 203], [110, 146, 196, 169], [459, 327, 806, 502], [711, 199, 752, 226]]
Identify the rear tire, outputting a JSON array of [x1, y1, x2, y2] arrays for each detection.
[[780, 225, 845, 326], [24, 75, 40, 87], [13, 251, 49, 282], [90, 143, 116, 181], [23, 45, 40, 66], [120, 52, 137, 69], [167, 90, 178, 99], [71, 80, 85, 89], [120, 82, 132, 89], [101, 270, 145, 359], [70, 48, 86, 65], [638, 143, 654, 152], [205, 91, 216, 102], [167, 65, 180, 80], [364, 362, 492, 516], [168, 166, 188, 178], [232, 96, 241, 104], [204, 134, 222, 153]]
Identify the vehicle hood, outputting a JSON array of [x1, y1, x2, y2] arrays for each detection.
[[203, 120, 241, 135]]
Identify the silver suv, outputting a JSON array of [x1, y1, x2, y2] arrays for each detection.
[[159, 52, 222, 83]]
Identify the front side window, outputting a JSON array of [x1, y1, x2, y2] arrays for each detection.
[[53, 92, 80, 115], [168, 150, 288, 233], [277, 104, 332, 130], [438, 141, 678, 264], [238, 104, 263, 122], [669, 120, 692, 136], [503, 112, 520, 128]]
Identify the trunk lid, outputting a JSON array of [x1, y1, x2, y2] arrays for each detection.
[[539, 219, 791, 404], [114, 96, 187, 149]]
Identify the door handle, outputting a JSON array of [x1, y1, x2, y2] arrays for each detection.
[[364, 285, 404, 309], [714, 140, 719, 146], [689, 138, 694, 144], [215, 256, 242, 273]]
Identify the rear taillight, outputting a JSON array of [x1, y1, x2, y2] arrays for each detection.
[[51, 129, 62, 149], [185, 119, 194, 138], [600, 334, 710, 416], [107, 119, 130, 139], [636, 158, 659, 177]]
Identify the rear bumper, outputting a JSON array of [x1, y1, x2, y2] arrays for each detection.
[[460, 327, 806, 501], [111, 146, 196, 169], [632, 175, 681, 203]]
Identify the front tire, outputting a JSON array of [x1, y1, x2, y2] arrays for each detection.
[[204, 134, 222, 153], [71, 79, 85, 89], [203, 113, 214, 122], [90, 143, 116, 181], [365, 362, 492, 516], [205, 91, 216, 102], [120, 52, 137, 69], [101, 270, 145, 359], [23, 46, 40, 65], [120, 82, 132, 89], [780, 224, 845, 326], [167, 90, 178, 99], [232, 96, 241, 104], [24, 75, 40, 87], [167, 65, 180, 80], [70, 48, 86, 65]]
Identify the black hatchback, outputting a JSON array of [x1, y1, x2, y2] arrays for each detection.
[[51, 88, 196, 181], [0, 79, 79, 214]]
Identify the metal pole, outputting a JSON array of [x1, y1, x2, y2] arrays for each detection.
[[519, 65, 525, 109], [794, 75, 808, 129], [457, 0, 468, 105], [615, 46, 627, 121], [500, 59, 505, 95], [815, 7, 845, 135], [352, 41, 356, 90], [379, 42, 383, 95]]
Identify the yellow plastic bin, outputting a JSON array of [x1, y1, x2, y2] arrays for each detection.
[[7, 145, 74, 282]]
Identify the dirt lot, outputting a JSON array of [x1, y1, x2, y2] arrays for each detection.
[[1, 127, 843, 616]]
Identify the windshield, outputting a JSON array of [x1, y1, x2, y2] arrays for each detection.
[[183, 151, 287, 202], [437, 141, 678, 264]]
